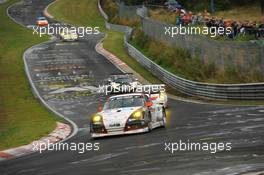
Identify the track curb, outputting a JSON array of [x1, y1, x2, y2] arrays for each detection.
[[0, 122, 71, 161]]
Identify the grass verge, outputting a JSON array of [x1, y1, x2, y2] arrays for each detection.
[[0, 0, 58, 150]]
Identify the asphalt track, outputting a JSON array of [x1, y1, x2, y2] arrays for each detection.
[[1, 0, 264, 174]]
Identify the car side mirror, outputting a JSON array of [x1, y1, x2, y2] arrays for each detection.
[[146, 101, 152, 107]]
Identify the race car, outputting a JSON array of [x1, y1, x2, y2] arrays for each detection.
[[144, 85, 168, 108], [59, 29, 78, 41], [36, 17, 48, 26], [90, 93, 166, 138], [107, 73, 141, 94]]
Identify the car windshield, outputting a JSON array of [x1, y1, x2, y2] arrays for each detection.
[[114, 78, 132, 84], [104, 95, 144, 109]]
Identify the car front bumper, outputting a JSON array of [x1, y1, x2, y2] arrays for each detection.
[[63, 38, 78, 41], [91, 127, 149, 138]]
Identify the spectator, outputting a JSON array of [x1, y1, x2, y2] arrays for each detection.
[[163, 2, 264, 40]]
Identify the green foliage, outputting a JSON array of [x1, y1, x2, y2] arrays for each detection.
[[130, 29, 264, 83], [131, 29, 216, 81], [102, 0, 118, 19], [101, 0, 140, 26]]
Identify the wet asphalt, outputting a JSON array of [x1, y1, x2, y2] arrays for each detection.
[[0, 0, 264, 174]]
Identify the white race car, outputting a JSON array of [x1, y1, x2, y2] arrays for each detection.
[[107, 73, 141, 94], [90, 93, 166, 138], [59, 29, 78, 41]]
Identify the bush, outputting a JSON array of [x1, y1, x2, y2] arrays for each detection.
[[102, 0, 140, 26], [130, 29, 264, 83], [102, 0, 118, 19], [149, 9, 177, 24], [111, 16, 140, 26]]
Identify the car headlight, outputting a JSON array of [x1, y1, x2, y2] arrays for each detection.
[[160, 92, 165, 101], [132, 110, 143, 120], [125, 110, 146, 131], [90, 114, 107, 134], [92, 114, 102, 123]]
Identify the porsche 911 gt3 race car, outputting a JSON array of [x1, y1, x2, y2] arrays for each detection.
[[59, 29, 78, 41], [106, 73, 141, 94], [90, 93, 166, 138], [36, 17, 48, 26]]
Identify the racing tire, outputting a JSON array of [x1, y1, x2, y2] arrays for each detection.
[[147, 112, 152, 132], [161, 109, 167, 128], [164, 103, 168, 109]]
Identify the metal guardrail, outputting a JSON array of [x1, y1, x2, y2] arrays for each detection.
[[98, 0, 109, 21], [98, 0, 264, 100], [98, 0, 132, 34], [124, 39, 264, 100], [105, 21, 131, 34]]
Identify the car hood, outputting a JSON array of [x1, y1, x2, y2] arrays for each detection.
[[99, 106, 142, 129]]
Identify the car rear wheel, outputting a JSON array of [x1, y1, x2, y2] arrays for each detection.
[[161, 109, 167, 127]]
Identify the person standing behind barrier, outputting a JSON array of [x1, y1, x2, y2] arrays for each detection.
[[197, 13, 203, 25], [178, 13, 184, 25], [259, 22, 264, 38]]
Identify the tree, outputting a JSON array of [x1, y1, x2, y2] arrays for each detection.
[[210, 0, 215, 13]]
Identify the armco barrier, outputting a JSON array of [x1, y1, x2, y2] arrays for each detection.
[[98, 0, 264, 100], [98, 0, 131, 34], [105, 21, 131, 34], [98, 0, 108, 21], [124, 39, 264, 100]]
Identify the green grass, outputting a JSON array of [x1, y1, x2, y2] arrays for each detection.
[[0, 0, 58, 150], [48, 0, 161, 84], [48, 0, 105, 29]]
